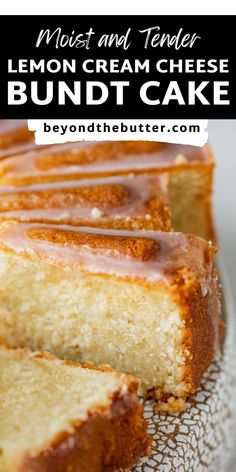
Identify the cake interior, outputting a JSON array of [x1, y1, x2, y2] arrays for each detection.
[[0, 347, 123, 470], [0, 252, 186, 399], [170, 168, 214, 240]]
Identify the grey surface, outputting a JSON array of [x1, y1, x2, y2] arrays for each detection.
[[208, 120, 236, 308], [209, 121, 236, 471]]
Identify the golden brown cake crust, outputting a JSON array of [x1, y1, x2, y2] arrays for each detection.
[[183, 267, 221, 395], [0, 140, 214, 186], [164, 236, 221, 397], [153, 271, 221, 409], [0, 348, 150, 472], [0, 221, 217, 281], [0, 120, 32, 150], [0, 347, 150, 471], [0, 120, 49, 160], [0, 137, 215, 241], [0, 174, 171, 231], [18, 392, 150, 472]]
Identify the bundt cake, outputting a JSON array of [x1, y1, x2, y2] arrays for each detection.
[[0, 221, 221, 408], [0, 345, 150, 472], [0, 173, 171, 231], [0, 120, 221, 413], [0, 137, 215, 240], [0, 120, 41, 160]]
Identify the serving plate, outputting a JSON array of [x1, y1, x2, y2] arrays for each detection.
[[133, 260, 236, 472]]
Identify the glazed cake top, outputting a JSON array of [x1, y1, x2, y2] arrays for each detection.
[[0, 173, 171, 231], [0, 221, 216, 294], [0, 139, 213, 186], [0, 345, 138, 470], [0, 120, 27, 135], [0, 120, 45, 160]]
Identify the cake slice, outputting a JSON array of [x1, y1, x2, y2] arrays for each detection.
[[0, 120, 47, 160], [0, 345, 149, 472], [0, 140, 215, 240], [0, 120, 31, 152], [0, 221, 221, 408], [0, 173, 171, 231]]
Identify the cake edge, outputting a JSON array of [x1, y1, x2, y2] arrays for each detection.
[[0, 346, 151, 472]]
